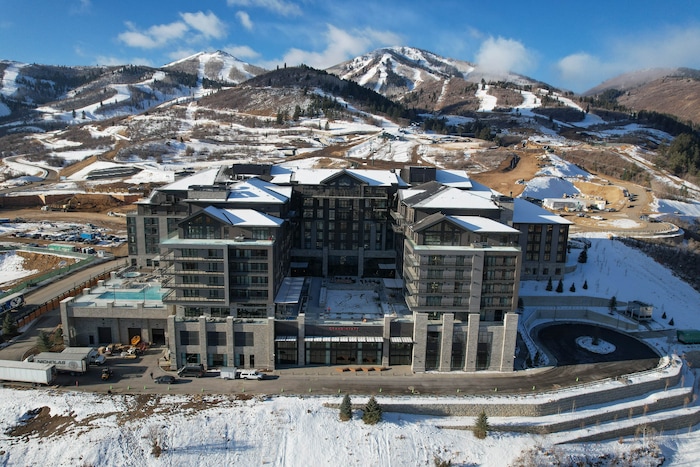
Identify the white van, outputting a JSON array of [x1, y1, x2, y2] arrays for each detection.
[[237, 369, 264, 380]]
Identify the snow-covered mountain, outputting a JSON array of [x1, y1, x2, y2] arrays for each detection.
[[163, 50, 266, 85], [326, 46, 542, 112], [0, 51, 267, 135]]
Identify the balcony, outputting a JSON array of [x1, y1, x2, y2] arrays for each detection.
[[167, 283, 226, 290]]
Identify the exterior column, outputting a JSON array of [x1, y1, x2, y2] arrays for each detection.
[[166, 315, 177, 371], [411, 312, 427, 372], [358, 246, 365, 278], [499, 312, 519, 371], [297, 313, 306, 366], [226, 316, 235, 368], [439, 313, 454, 372], [382, 315, 391, 367], [322, 246, 329, 277], [198, 316, 207, 368], [266, 317, 275, 370], [463, 313, 480, 371], [60, 297, 72, 347]]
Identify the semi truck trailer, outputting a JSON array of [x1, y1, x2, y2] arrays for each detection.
[[29, 352, 89, 375], [0, 360, 56, 385]]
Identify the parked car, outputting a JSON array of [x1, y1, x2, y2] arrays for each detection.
[[177, 364, 205, 378], [154, 375, 177, 384], [238, 369, 264, 380]]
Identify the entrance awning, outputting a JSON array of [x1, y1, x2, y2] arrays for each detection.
[[305, 336, 383, 343], [382, 278, 404, 289], [274, 336, 298, 342], [390, 336, 413, 343]]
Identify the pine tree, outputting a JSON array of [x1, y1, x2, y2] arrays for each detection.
[[669, 318, 674, 326], [37, 331, 53, 352], [2, 313, 17, 337], [473, 410, 489, 439], [569, 283, 576, 292], [339, 394, 352, 421], [556, 279, 564, 293], [583, 280, 588, 290], [546, 277, 553, 291], [578, 248, 588, 263], [362, 396, 382, 425], [662, 312, 667, 319]]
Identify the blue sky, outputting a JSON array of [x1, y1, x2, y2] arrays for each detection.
[[2, 0, 700, 92]]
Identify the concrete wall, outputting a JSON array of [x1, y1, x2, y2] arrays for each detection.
[[358, 359, 682, 418]]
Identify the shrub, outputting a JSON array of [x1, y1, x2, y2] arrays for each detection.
[[473, 410, 489, 439], [545, 277, 553, 291], [339, 394, 352, 421], [362, 396, 382, 425], [434, 456, 452, 467]]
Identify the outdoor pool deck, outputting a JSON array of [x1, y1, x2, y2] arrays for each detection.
[[304, 276, 410, 323], [72, 276, 166, 307]]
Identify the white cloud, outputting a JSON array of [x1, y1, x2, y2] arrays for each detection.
[[236, 11, 253, 31], [117, 11, 227, 51], [555, 25, 700, 92], [474, 36, 535, 74], [224, 45, 260, 60], [118, 20, 189, 49], [555, 53, 614, 92], [612, 25, 700, 70], [95, 55, 153, 67], [263, 24, 401, 69], [226, 0, 301, 16], [70, 0, 91, 15], [180, 11, 227, 39]]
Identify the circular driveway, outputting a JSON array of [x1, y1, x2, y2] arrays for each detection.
[[537, 323, 659, 366]]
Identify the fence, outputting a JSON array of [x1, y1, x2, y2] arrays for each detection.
[[14, 260, 128, 329]]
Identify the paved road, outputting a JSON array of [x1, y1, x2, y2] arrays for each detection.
[[0, 258, 127, 361], [44, 350, 660, 397]]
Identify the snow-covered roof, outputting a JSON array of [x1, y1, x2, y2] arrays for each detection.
[[435, 169, 473, 189], [289, 168, 403, 186], [202, 206, 283, 227], [226, 177, 291, 204], [400, 184, 498, 211], [513, 198, 573, 225], [449, 215, 520, 233], [158, 167, 220, 191], [269, 165, 294, 184]]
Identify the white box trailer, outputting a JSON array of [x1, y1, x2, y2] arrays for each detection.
[[31, 352, 88, 375], [219, 367, 239, 379], [62, 347, 106, 365], [0, 359, 56, 385]]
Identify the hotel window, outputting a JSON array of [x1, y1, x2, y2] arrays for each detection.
[[179, 331, 199, 345]]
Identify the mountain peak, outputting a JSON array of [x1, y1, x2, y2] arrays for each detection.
[[163, 50, 266, 84]]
